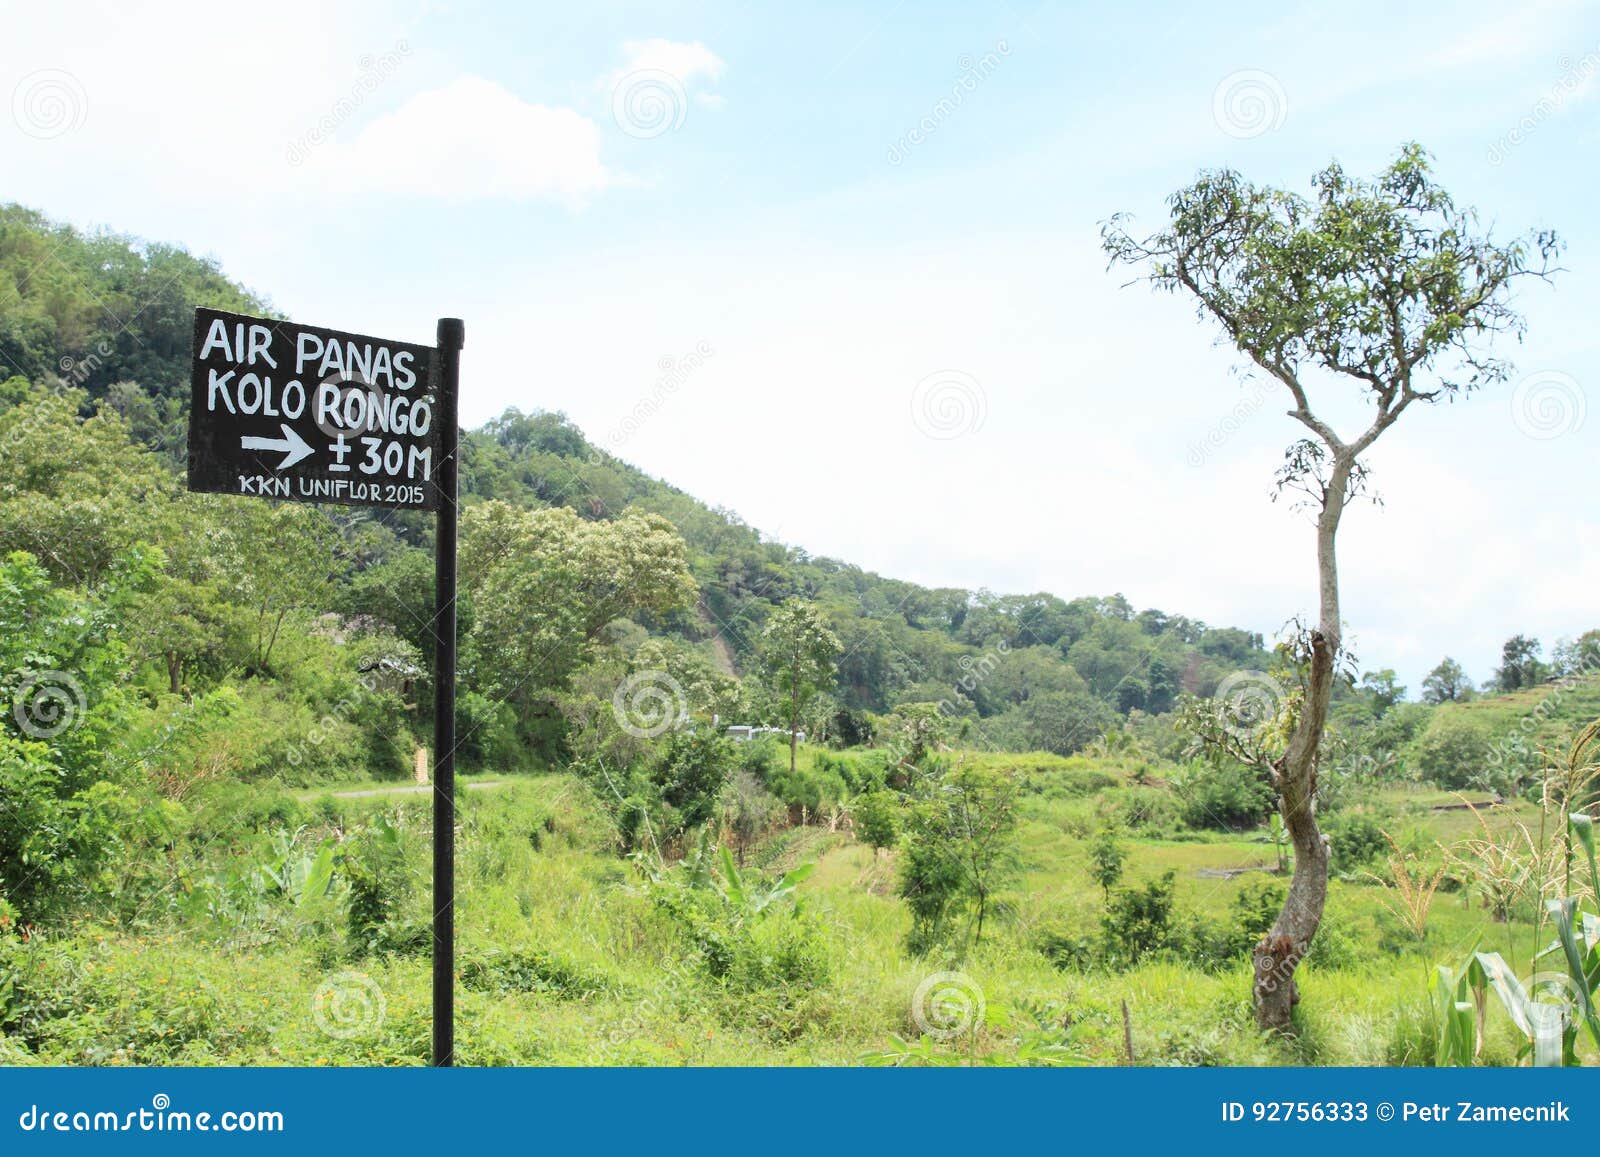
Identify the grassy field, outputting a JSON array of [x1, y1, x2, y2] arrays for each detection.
[[3, 746, 1585, 1068]]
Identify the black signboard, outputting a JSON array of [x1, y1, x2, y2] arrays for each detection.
[[187, 306, 467, 1066], [187, 307, 438, 510]]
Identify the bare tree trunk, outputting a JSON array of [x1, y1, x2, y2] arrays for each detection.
[[1254, 458, 1347, 1033]]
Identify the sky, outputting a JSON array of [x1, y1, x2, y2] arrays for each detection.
[[3, 0, 1597, 694]]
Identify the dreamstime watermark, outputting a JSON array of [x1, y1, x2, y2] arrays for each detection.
[[1252, 936, 1306, 999], [1487, 46, 1600, 166], [607, 341, 715, 448], [611, 69, 687, 139], [910, 370, 987, 439], [16, 1094, 284, 1134], [596, 947, 705, 1060], [611, 670, 689, 739], [1521, 970, 1587, 1051], [11, 69, 87, 140], [911, 970, 985, 1041], [1189, 379, 1271, 466], [285, 655, 414, 768], [311, 970, 387, 1040], [1213, 670, 1285, 741], [1211, 69, 1287, 139], [943, 640, 1011, 717], [0, 343, 112, 464], [1510, 370, 1585, 441], [285, 40, 411, 166], [58, 339, 115, 388], [886, 42, 1010, 165], [10, 670, 86, 740], [1485, 651, 1600, 774]]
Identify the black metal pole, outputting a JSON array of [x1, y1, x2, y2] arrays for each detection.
[[431, 317, 464, 1067]]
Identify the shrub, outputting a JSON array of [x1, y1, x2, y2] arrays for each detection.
[[460, 948, 614, 999], [1410, 711, 1494, 790], [853, 790, 900, 852], [1323, 812, 1389, 874], [1096, 786, 1186, 836], [1172, 761, 1274, 830], [1101, 870, 1180, 965]]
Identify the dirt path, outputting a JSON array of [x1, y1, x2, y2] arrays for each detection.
[[320, 780, 508, 799]]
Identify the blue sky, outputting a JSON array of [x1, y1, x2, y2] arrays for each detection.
[[4, 0, 1598, 692]]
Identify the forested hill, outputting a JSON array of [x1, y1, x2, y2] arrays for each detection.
[[0, 202, 1275, 761]]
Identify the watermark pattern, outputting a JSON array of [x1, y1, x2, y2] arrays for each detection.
[[611, 670, 689, 739], [15, 1094, 284, 1134], [58, 339, 116, 388], [1510, 370, 1585, 440], [11, 670, 86, 740], [285, 656, 415, 768], [1485, 651, 1600, 775], [1211, 69, 1287, 139], [11, 69, 87, 140], [912, 970, 985, 1041], [1213, 670, 1284, 741], [886, 42, 1010, 166], [311, 970, 387, 1040], [1487, 46, 1600, 166], [948, 641, 1010, 711], [285, 40, 411, 166], [910, 370, 987, 440], [1524, 970, 1586, 1052], [607, 341, 715, 448], [1188, 379, 1271, 466], [596, 946, 705, 1059], [611, 70, 687, 139]]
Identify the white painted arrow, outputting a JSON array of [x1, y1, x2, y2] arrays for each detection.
[[241, 423, 314, 470]]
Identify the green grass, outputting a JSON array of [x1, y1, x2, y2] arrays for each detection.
[[2, 753, 1590, 1067]]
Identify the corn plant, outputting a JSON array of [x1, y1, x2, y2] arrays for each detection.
[[1371, 832, 1446, 941], [1447, 800, 1553, 923], [1456, 812, 1600, 1066]]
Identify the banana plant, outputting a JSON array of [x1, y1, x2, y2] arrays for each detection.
[[717, 845, 813, 917]]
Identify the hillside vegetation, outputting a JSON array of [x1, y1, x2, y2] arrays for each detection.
[[3, 205, 1598, 1067]]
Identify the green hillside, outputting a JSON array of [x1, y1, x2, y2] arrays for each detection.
[[3, 205, 1598, 1069]]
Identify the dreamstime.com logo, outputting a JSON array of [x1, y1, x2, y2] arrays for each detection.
[[1213, 669, 1285, 741], [11, 670, 87, 740], [11, 69, 87, 140], [312, 970, 387, 1040], [1511, 370, 1585, 441], [16, 1094, 284, 1134], [911, 370, 987, 440], [611, 670, 689, 739], [611, 69, 687, 139], [912, 971, 986, 1041], [1212, 69, 1287, 139]]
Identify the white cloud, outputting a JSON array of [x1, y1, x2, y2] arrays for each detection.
[[307, 76, 620, 206], [601, 39, 727, 136], [610, 38, 727, 88]]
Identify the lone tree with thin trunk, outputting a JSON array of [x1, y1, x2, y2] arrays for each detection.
[[1102, 144, 1559, 1033], [759, 599, 842, 779]]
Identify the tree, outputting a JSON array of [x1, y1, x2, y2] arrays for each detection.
[[219, 501, 342, 673], [1103, 144, 1559, 1031], [1494, 634, 1547, 692], [1359, 669, 1405, 715], [853, 790, 901, 856], [898, 762, 1020, 947], [1413, 712, 1495, 790], [460, 501, 697, 735], [758, 600, 841, 778], [1551, 633, 1600, 679], [1088, 827, 1125, 901], [1421, 657, 1472, 704]]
